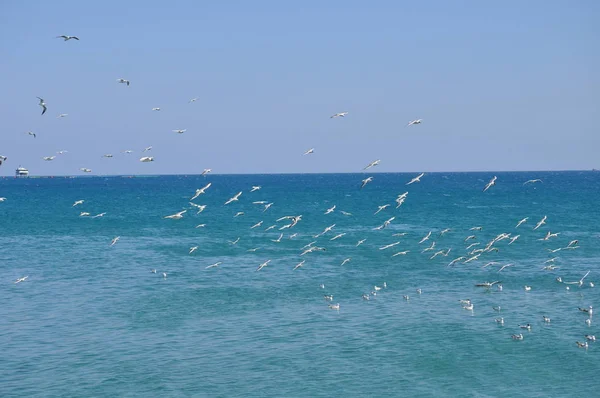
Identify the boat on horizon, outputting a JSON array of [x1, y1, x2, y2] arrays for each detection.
[[15, 166, 29, 178]]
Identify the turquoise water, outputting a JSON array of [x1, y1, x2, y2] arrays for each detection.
[[1, 172, 599, 397]]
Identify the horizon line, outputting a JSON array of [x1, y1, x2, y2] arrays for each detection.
[[1, 168, 598, 178]]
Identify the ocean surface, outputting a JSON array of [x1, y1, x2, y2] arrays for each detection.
[[1, 171, 599, 397]]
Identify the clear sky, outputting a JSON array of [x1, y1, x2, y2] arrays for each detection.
[[1, 0, 598, 176]]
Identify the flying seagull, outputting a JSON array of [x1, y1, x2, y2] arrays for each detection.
[[0, 155, 6, 166], [80, 168, 92, 173], [173, 129, 186, 134], [57, 35, 79, 41], [152, 107, 161, 111], [515, 217, 528, 228], [361, 177, 373, 189], [533, 215, 547, 230], [57, 114, 68, 118], [164, 210, 187, 219], [42, 156, 56, 161], [191, 183, 211, 200], [37, 97, 47, 115], [139, 157, 154, 162], [406, 119, 422, 127], [304, 148, 314, 155], [330, 112, 348, 118], [364, 159, 380, 170], [117, 78, 130, 86], [406, 173, 425, 185], [483, 176, 497, 192], [523, 179, 542, 185], [224, 192, 242, 205]]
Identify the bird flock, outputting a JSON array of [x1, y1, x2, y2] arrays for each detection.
[[4, 35, 596, 353]]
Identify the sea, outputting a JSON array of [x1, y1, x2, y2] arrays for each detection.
[[1, 171, 599, 397]]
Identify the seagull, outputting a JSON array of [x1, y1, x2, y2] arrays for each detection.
[[117, 78, 130, 86], [139, 157, 154, 162], [189, 203, 207, 214], [189, 246, 198, 254], [324, 205, 336, 214], [80, 168, 92, 173], [496, 318, 504, 325], [567, 240, 579, 247], [143, 146, 152, 152], [202, 169, 212, 176], [163, 272, 167, 279], [330, 233, 346, 241], [483, 176, 497, 192], [462, 302, 474, 310], [540, 231, 560, 241], [576, 341, 589, 349], [110, 236, 120, 246], [189, 97, 199, 103], [421, 241, 436, 253], [122, 150, 133, 154], [43, 156, 56, 161], [328, 303, 340, 310], [395, 192, 408, 208], [195, 224, 206, 228], [250, 186, 261, 192], [512, 334, 524, 340], [72, 200, 84, 207], [524, 285, 532, 291], [523, 179, 542, 185], [464, 235, 476, 242], [406, 173, 425, 185], [234, 211, 244, 217], [475, 281, 502, 288], [0, 155, 6, 166], [37, 97, 47, 115], [152, 107, 161, 111], [315, 224, 336, 238], [25, 131, 37, 139], [419, 231, 432, 244], [57, 35, 79, 41], [330, 112, 348, 118], [191, 183, 212, 200], [247, 247, 260, 252], [379, 241, 400, 250], [103, 154, 114, 158], [304, 148, 314, 155], [271, 233, 284, 243], [57, 114, 68, 118], [363, 160, 380, 170], [256, 260, 271, 271], [373, 217, 395, 231], [509, 235, 520, 245], [224, 192, 242, 205], [543, 316, 551, 323], [585, 335, 596, 342], [392, 250, 410, 257], [356, 239, 367, 247], [533, 216, 547, 230], [172, 129, 187, 134], [205, 262, 222, 269], [340, 211, 353, 216], [578, 305, 593, 315], [515, 218, 528, 228], [263, 203, 273, 213], [406, 119, 422, 127], [293, 260, 305, 270], [470, 226, 483, 231], [374, 204, 390, 215], [92, 212, 106, 218], [439, 228, 451, 236], [14, 276, 29, 284], [498, 263, 514, 272], [361, 177, 373, 189], [229, 237, 240, 245], [79, 212, 90, 217], [164, 210, 187, 219], [341, 258, 351, 266]]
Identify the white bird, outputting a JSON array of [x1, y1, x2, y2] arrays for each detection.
[[57, 114, 68, 118], [191, 183, 212, 200], [189, 203, 207, 214], [195, 224, 206, 228], [164, 210, 187, 219], [189, 97, 199, 103], [234, 211, 244, 217], [498, 263, 514, 272], [421, 241, 436, 253], [340, 211, 353, 216], [523, 179, 542, 185], [163, 272, 167, 279], [341, 258, 351, 266], [0, 155, 7, 165], [373, 217, 395, 231], [483, 176, 497, 192], [250, 186, 261, 192], [122, 150, 133, 154], [379, 241, 400, 250], [229, 237, 240, 245], [80, 168, 92, 173], [361, 177, 373, 189], [577, 305, 593, 315], [392, 250, 410, 257], [509, 235, 520, 245], [117, 78, 130, 86], [304, 148, 314, 155], [315, 224, 336, 238], [419, 231, 432, 244], [205, 262, 222, 269], [110, 236, 120, 246], [271, 233, 284, 243], [585, 335, 596, 342], [533, 215, 547, 230], [543, 316, 551, 323], [363, 160, 380, 170], [515, 217, 528, 228], [200, 169, 212, 177], [256, 260, 271, 271], [72, 200, 84, 207], [143, 146, 152, 152], [374, 204, 390, 215], [173, 129, 187, 134], [330, 112, 348, 118], [139, 157, 154, 162], [324, 205, 336, 214], [224, 192, 242, 205], [406, 173, 425, 185], [151, 107, 161, 111], [36, 97, 47, 115], [92, 212, 106, 218], [189, 246, 198, 254], [519, 324, 532, 331], [406, 119, 422, 127], [524, 285, 532, 291], [330, 233, 346, 241], [356, 239, 367, 247], [512, 334, 524, 340], [496, 318, 504, 325], [328, 303, 340, 310], [79, 212, 90, 217], [293, 260, 305, 270], [577, 341, 589, 349], [14, 276, 29, 284], [103, 154, 114, 158], [43, 156, 56, 161]]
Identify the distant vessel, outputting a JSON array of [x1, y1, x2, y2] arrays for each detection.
[[15, 166, 29, 178]]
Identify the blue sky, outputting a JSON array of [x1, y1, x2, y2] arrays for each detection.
[[1, 1, 598, 176]]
